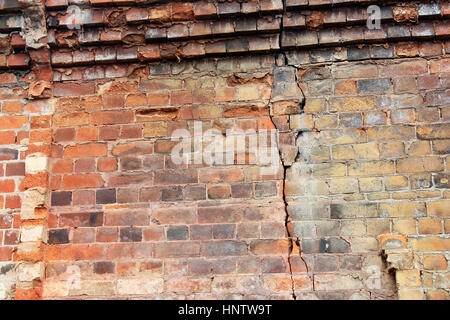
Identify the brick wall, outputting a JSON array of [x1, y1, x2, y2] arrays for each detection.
[[286, 48, 450, 300], [0, 68, 27, 299], [0, 0, 449, 300]]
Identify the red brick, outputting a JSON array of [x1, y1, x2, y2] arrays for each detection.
[[74, 158, 96, 173], [8, 54, 30, 68], [53, 82, 95, 97], [99, 126, 120, 141], [0, 73, 17, 84], [0, 247, 12, 261], [172, 3, 194, 21], [54, 128, 75, 142], [5, 162, 25, 176], [72, 190, 95, 206]]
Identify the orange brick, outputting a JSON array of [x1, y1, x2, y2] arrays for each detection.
[[76, 127, 98, 142], [0, 179, 15, 193], [64, 143, 107, 158], [98, 158, 117, 172], [147, 93, 170, 106], [2, 100, 23, 113], [125, 93, 147, 107], [0, 116, 28, 130], [5, 195, 21, 209], [53, 112, 90, 127], [62, 174, 104, 189], [91, 110, 134, 125], [23, 172, 48, 189], [0, 131, 16, 144], [52, 159, 73, 174]]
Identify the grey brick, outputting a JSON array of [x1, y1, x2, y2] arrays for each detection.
[[167, 225, 188, 240]]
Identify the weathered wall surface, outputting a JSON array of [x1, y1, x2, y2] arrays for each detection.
[[0, 0, 449, 299]]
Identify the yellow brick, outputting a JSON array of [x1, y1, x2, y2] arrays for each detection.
[[368, 126, 415, 141], [391, 108, 415, 124], [417, 190, 441, 198], [359, 177, 383, 192], [385, 175, 409, 191], [367, 219, 390, 236], [237, 86, 260, 101], [428, 201, 450, 217], [427, 289, 450, 300], [367, 192, 389, 200], [392, 192, 417, 200], [321, 128, 366, 145], [349, 161, 395, 176], [423, 255, 447, 270], [445, 219, 450, 233], [432, 140, 450, 153], [393, 219, 416, 235], [392, 192, 416, 200], [332, 145, 355, 160], [307, 146, 330, 162], [422, 271, 433, 287], [379, 202, 426, 218], [417, 124, 450, 139], [315, 115, 338, 129], [304, 98, 326, 113], [311, 163, 347, 177], [329, 177, 359, 194], [407, 141, 431, 156], [355, 142, 379, 160], [343, 193, 365, 201], [379, 141, 405, 159], [143, 122, 167, 138], [396, 270, 422, 288], [398, 289, 425, 300], [418, 219, 442, 234], [290, 114, 314, 130], [331, 97, 375, 111], [410, 237, 450, 251], [334, 80, 357, 94], [397, 157, 444, 173]]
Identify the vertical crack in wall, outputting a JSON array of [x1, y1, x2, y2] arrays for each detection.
[[269, 46, 310, 299]]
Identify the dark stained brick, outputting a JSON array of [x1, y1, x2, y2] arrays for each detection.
[[51, 191, 72, 206], [89, 212, 104, 227], [167, 225, 188, 240], [94, 261, 115, 274], [96, 189, 116, 204], [120, 227, 142, 242], [48, 229, 69, 244]]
